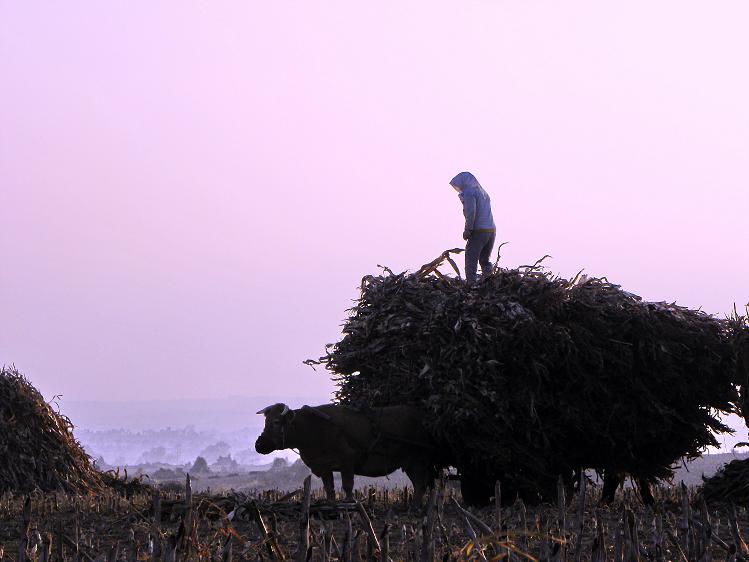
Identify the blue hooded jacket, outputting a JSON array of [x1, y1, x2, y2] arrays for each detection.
[[450, 171, 495, 231]]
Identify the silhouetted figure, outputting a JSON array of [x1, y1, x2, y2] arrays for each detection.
[[449, 171, 496, 283]]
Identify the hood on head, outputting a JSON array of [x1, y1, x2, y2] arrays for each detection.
[[449, 171, 482, 192]]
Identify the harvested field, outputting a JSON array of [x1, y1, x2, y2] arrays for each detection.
[[2, 475, 749, 561]]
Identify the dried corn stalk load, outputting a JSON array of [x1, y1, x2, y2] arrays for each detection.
[[0, 366, 102, 493], [699, 457, 749, 506], [311, 250, 749, 504]]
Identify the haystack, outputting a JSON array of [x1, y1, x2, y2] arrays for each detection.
[[0, 366, 102, 493], [699, 457, 749, 506], [310, 250, 748, 503]]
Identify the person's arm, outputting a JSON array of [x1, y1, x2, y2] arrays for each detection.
[[462, 192, 476, 239]]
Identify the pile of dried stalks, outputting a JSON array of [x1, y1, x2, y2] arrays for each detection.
[[311, 250, 748, 502], [700, 457, 749, 506], [0, 365, 102, 493]]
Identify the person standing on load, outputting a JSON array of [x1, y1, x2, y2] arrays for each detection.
[[450, 171, 496, 284]]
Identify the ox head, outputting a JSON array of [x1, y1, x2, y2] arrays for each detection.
[[254, 403, 294, 454]]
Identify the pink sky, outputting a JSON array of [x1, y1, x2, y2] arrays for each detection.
[[1, 2, 747, 408]]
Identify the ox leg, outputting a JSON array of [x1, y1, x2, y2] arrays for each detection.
[[341, 469, 355, 501], [321, 472, 335, 502], [637, 477, 655, 506], [602, 471, 623, 504], [404, 465, 431, 508]]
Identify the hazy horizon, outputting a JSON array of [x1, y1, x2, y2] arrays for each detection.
[[53, 394, 749, 455], [38, 393, 747, 464], [58, 393, 335, 431]]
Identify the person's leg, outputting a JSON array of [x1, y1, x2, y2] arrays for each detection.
[[478, 231, 496, 277], [465, 234, 481, 283]]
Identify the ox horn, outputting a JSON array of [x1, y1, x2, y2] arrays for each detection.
[[256, 403, 291, 416], [256, 404, 275, 415]]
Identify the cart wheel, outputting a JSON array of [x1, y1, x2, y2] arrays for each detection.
[[459, 471, 495, 507]]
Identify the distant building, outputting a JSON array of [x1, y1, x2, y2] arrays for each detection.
[[190, 456, 210, 474], [211, 454, 239, 472]]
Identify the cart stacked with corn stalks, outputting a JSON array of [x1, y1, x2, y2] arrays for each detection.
[[310, 249, 749, 506]]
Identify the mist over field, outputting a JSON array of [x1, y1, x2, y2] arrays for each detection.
[[62, 395, 326, 466]]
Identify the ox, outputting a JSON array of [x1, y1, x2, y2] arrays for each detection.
[[255, 403, 437, 504], [602, 472, 656, 505]]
